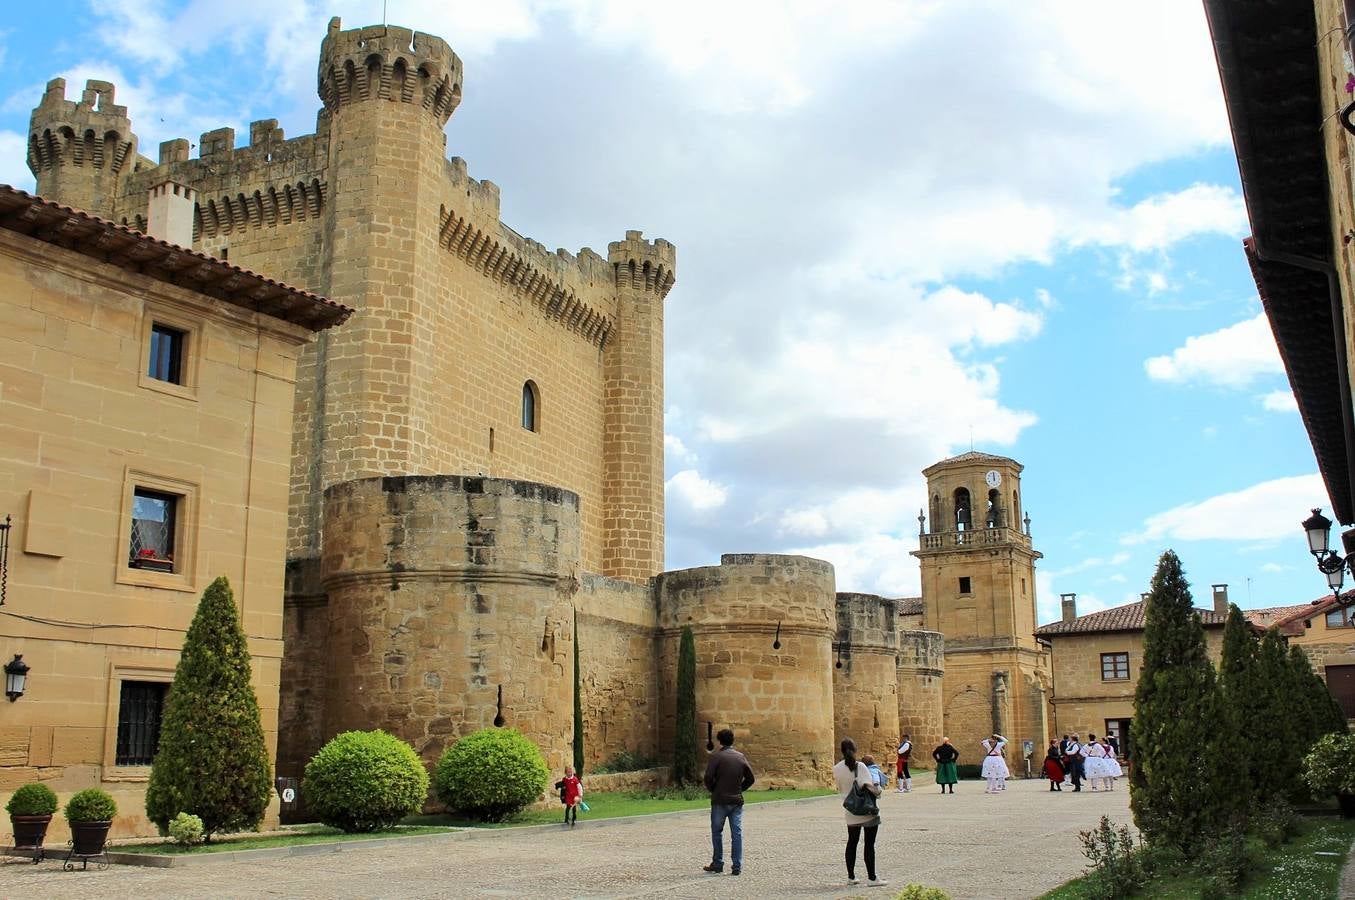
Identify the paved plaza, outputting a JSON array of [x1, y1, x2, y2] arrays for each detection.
[[1, 777, 1131, 899]]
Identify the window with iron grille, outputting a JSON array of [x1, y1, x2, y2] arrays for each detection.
[[1101, 652, 1130, 681], [148, 323, 186, 384], [130, 488, 177, 567], [116, 681, 168, 766]]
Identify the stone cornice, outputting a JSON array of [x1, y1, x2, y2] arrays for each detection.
[[320, 566, 562, 592], [438, 204, 614, 348]]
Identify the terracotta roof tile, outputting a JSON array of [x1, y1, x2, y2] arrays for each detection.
[[896, 597, 923, 616], [1035, 600, 1229, 637]]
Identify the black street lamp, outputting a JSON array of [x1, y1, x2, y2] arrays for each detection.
[[4, 654, 29, 701], [1302, 508, 1354, 598]]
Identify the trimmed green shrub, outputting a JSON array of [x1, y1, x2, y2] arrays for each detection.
[[434, 728, 549, 822], [64, 788, 116, 823], [1302, 731, 1355, 798], [592, 749, 658, 774], [145, 576, 272, 841], [168, 812, 205, 847], [6, 783, 58, 817], [303, 730, 430, 833], [673, 625, 698, 785], [890, 886, 952, 900]]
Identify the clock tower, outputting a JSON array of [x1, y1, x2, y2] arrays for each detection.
[[911, 451, 1050, 767]]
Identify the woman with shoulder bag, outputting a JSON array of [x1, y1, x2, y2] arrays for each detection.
[[833, 737, 887, 888]]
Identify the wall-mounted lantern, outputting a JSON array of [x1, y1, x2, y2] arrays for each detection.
[[1301, 508, 1354, 599], [5, 654, 29, 701]]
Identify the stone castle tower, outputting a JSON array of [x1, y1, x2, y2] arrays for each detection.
[[913, 451, 1050, 767], [21, 16, 961, 792]]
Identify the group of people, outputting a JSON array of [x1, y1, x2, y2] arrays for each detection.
[[1041, 732, 1122, 792]]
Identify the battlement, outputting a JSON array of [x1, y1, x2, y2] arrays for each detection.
[[28, 78, 137, 177], [608, 230, 677, 298], [318, 17, 463, 126]]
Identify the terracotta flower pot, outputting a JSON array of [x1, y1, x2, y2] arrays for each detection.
[[69, 820, 112, 855], [10, 813, 52, 850]]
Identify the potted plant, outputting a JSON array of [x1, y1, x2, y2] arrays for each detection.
[[63, 788, 117, 858], [130, 548, 174, 573], [6, 782, 58, 861], [1302, 732, 1355, 817]]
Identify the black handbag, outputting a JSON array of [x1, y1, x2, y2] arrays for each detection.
[[842, 764, 879, 817]]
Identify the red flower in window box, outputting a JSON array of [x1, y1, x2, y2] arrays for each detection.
[[131, 548, 174, 572]]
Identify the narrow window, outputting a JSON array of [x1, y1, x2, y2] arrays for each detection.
[[986, 488, 1001, 528], [953, 488, 971, 531], [958, 576, 972, 594], [1327, 608, 1347, 628], [116, 681, 168, 765], [1021, 577, 1026, 596], [522, 381, 539, 432], [148, 323, 186, 384], [1101, 652, 1130, 681], [130, 488, 178, 570]]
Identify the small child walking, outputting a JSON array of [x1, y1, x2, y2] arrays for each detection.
[[554, 766, 583, 826], [863, 755, 887, 790]]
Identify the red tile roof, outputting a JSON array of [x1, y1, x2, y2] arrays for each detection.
[[0, 185, 351, 331], [896, 597, 923, 616], [1035, 600, 1229, 637]]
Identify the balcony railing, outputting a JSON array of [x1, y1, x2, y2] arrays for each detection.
[[919, 526, 1031, 550]]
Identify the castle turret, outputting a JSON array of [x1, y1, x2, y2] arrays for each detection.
[[833, 593, 901, 765], [27, 78, 139, 218], [603, 231, 675, 582]]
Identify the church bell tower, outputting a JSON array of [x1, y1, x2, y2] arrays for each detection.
[[911, 451, 1049, 767]]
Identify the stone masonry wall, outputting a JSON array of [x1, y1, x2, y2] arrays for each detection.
[[576, 573, 659, 771], [655, 554, 837, 787], [833, 593, 900, 766], [320, 476, 578, 775], [896, 630, 945, 765]]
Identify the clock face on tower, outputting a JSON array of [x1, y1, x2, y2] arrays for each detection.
[[985, 469, 1002, 488]]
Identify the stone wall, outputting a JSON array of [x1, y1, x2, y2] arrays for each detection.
[[833, 593, 899, 765], [655, 554, 836, 787], [896, 629, 945, 764], [584, 767, 670, 794], [576, 573, 659, 770], [320, 476, 579, 774]]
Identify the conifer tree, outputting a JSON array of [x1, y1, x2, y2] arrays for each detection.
[[673, 625, 699, 785], [145, 577, 272, 840], [1130, 550, 1235, 850], [1254, 628, 1304, 799], [573, 607, 585, 774], [1289, 644, 1348, 740], [1218, 603, 1262, 809]]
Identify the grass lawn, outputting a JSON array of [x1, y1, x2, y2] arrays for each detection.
[[405, 787, 836, 829], [112, 788, 834, 855], [114, 824, 456, 855], [1040, 817, 1355, 899]]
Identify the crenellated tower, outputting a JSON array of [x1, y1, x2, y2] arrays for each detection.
[[27, 78, 142, 218], [604, 231, 676, 582]]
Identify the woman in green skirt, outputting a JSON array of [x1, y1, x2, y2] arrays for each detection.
[[932, 737, 959, 794]]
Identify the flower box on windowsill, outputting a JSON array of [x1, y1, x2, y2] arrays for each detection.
[[130, 557, 174, 573]]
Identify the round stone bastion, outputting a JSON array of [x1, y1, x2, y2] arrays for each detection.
[[320, 475, 578, 772], [655, 553, 836, 787]]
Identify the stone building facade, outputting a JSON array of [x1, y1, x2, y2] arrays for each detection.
[[0, 187, 348, 840], [13, 15, 971, 815]]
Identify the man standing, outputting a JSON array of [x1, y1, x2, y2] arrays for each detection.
[[895, 735, 913, 793], [1066, 732, 1085, 792], [703, 727, 755, 876]]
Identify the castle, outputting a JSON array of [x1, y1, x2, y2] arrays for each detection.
[[21, 18, 1050, 795]]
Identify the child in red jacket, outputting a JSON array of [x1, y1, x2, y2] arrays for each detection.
[[554, 766, 583, 826]]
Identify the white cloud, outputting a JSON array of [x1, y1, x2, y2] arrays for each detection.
[[1260, 562, 1288, 574], [1261, 390, 1298, 413], [1123, 474, 1326, 545], [666, 469, 728, 512], [1082, 184, 1246, 252], [1144, 313, 1283, 388], [0, 131, 30, 191]]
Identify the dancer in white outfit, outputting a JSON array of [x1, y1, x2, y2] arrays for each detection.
[[980, 734, 1009, 794], [1100, 738, 1122, 790], [1084, 733, 1108, 791]]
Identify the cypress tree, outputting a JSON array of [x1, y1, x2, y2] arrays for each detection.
[[1255, 628, 1303, 799], [145, 576, 272, 841], [1218, 603, 1262, 808], [1130, 550, 1234, 850], [573, 607, 585, 774], [673, 625, 698, 785], [1289, 644, 1348, 739]]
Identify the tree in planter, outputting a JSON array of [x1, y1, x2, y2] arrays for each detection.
[[1130, 550, 1238, 851], [145, 576, 272, 841], [673, 625, 698, 786], [1217, 604, 1262, 810]]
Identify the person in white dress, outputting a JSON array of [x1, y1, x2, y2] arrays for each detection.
[[980, 734, 1009, 794], [1100, 737, 1122, 790], [1084, 732, 1108, 791]]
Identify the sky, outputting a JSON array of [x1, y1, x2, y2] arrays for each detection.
[[0, 1, 1337, 623]]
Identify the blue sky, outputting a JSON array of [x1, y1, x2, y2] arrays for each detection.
[[0, 1, 1333, 621]]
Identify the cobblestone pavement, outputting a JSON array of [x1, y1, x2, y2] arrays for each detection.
[[0, 778, 1131, 899]]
